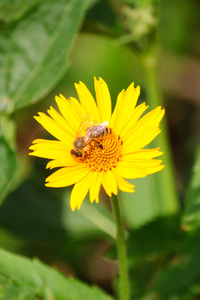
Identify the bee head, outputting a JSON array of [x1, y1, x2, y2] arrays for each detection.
[[74, 136, 85, 149]]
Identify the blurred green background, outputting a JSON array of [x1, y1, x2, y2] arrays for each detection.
[[0, 0, 200, 299]]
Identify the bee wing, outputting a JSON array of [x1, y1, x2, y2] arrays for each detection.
[[76, 114, 93, 138], [101, 121, 108, 127]]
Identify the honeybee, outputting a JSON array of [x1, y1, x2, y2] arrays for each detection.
[[71, 116, 112, 158], [70, 115, 93, 158], [85, 121, 112, 143]]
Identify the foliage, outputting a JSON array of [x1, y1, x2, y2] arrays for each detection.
[[0, 0, 200, 299], [0, 249, 113, 300]]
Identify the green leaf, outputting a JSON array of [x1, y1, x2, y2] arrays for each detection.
[[182, 145, 200, 231], [0, 249, 113, 300], [106, 216, 182, 299], [146, 230, 200, 299], [86, 0, 122, 36], [0, 0, 88, 113], [0, 0, 40, 24], [127, 215, 181, 259], [127, 216, 182, 298], [0, 137, 19, 205]]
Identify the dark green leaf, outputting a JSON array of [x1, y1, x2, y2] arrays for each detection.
[[127, 216, 182, 298], [0, 0, 88, 113], [106, 216, 182, 299], [146, 230, 200, 299], [127, 215, 181, 259], [0, 249, 113, 300], [85, 0, 122, 36]]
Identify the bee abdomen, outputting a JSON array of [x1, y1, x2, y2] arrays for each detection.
[[103, 127, 112, 136]]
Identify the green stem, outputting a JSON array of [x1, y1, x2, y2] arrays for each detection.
[[111, 194, 130, 300], [139, 50, 179, 214]]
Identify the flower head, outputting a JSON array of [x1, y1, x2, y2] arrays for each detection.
[[29, 77, 164, 211]]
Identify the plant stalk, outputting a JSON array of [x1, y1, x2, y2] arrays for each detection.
[[140, 50, 178, 214], [111, 194, 130, 300]]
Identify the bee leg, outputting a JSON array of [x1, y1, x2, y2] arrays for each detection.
[[90, 139, 101, 146]]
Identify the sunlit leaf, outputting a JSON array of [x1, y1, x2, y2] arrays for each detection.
[[0, 0, 88, 113], [0, 249, 113, 300]]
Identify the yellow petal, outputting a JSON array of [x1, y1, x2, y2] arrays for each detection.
[[70, 171, 95, 211], [117, 155, 164, 178], [123, 147, 163, 158], [46, 157, 78, 169], [29, 139, 70, 159], [107, 171, 118, 195], [131, 106, 165, 134], [113, 169, 135, 193], [121, 157, 163, 170], [55, 95, 78, 128], [101, 174, 111, 197], [45, 165, 89, 188], [147, 164, 165, 174], [31, 138, 68, 145], [55, 95, 84, 131], [34, 113, 73, 143], [123, 128, 161, 153], [101, 170, 118, 197], [75, 81, 99, 123], [89, 172, 102, 203], [47, 106, 76, 138], [94, 77, 112, 123], [119, 103, 148, 140], [116, 162, 147, 179], [60, 95, 86, 120], [109, 89, 125, 128], [125, 106, 165, 143], [118, 178, 135, 193], [111, 83, 140, 135]]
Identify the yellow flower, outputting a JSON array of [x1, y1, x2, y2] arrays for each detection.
[[29, 77, 164, 211]]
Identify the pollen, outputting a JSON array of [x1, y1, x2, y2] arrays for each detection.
[[83, 134, 123, 171]]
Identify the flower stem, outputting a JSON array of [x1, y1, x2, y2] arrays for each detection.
[[111, 194, 130, 300]]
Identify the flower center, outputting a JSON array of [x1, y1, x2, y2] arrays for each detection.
[[84, 134, 123, 171], [71, 133, 123, 171]]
